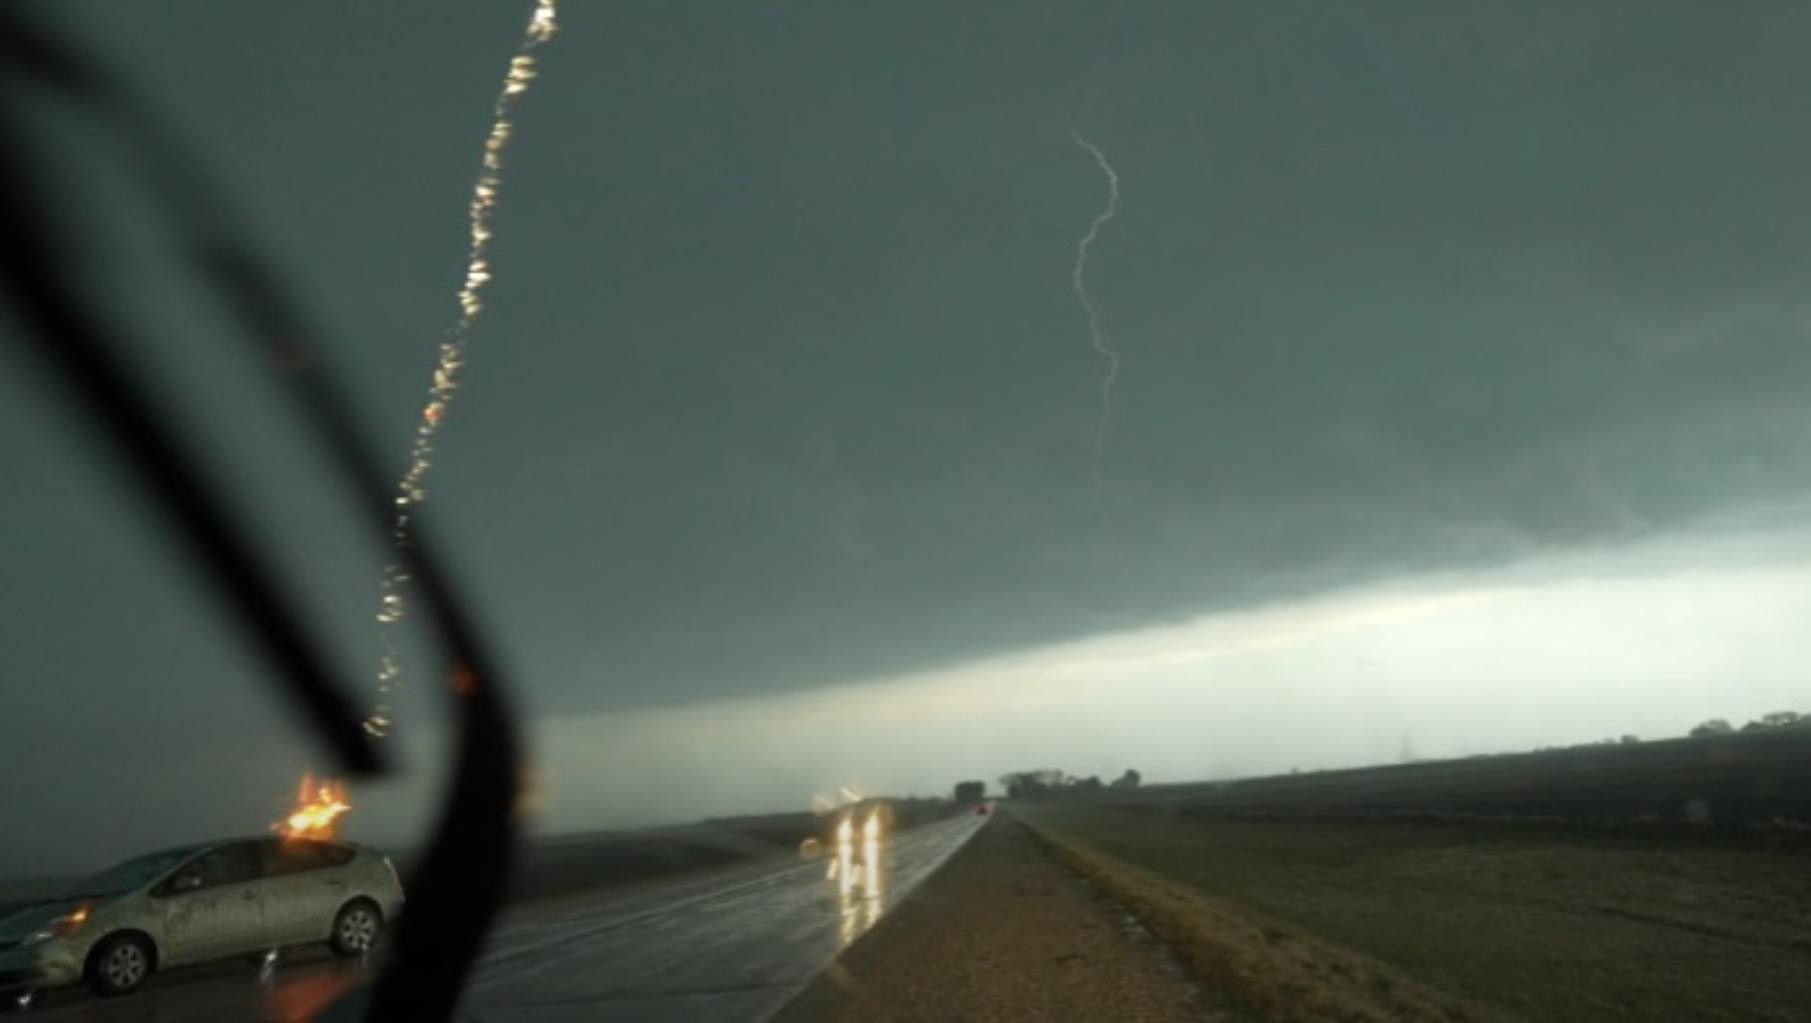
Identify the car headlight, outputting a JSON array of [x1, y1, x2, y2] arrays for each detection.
[[21, 905, 90, 947]]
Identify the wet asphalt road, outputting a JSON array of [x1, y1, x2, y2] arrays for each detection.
[[10, 810, 989, 1023]]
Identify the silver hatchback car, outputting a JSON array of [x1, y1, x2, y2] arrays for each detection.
[[0, 836, 404, 998]]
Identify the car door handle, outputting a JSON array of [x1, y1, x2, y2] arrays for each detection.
[[323, 878, 347, 886], [241, 890, 258, 900]]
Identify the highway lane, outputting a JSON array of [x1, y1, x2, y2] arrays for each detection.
[[462, 808, 988, 1021], [10, 809, 990, 1022]]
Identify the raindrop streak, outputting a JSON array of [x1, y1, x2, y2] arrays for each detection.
[[367, 0, 561, 737], [1070, 131, 1121, 519]]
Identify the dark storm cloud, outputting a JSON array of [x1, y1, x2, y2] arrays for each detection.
[[7, 0, 1811, 783], [450, 0, 1811, 708]]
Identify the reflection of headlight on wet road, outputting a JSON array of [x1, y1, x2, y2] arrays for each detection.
[[830, 809, 887, 948], [862, 819, 883, 932]]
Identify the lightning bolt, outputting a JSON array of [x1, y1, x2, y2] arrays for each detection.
[[1071, 130, 1120, 519], [366, 0, 561, 737]]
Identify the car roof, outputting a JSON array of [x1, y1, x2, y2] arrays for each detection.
[[127, 840, 221, 861], [129, 835, 357, 862]]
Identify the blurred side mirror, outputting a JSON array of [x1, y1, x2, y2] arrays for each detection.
[[170, 871, 202, 893]]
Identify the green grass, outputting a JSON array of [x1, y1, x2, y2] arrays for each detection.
[[1018, 806, 1811, 1022]]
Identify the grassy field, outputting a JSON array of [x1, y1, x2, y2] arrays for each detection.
[[1018, 805, 1811, 1022], [1105, 728, 1811, 831]]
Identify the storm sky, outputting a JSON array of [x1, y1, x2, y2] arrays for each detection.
[[5, 1, 1811, 873]]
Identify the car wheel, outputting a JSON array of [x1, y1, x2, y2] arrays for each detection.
[[329, 899, 382, 957], [86, 933, 153, 997]]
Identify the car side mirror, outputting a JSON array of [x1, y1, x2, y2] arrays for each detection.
[[170, 871, 202, 893]]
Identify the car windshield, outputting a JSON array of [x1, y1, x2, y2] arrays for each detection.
[[9, 2, 1811, 1021], [63, 849, 196, 898]]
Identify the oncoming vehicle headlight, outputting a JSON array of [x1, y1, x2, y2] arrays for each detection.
[[22, 905, 90, 947]]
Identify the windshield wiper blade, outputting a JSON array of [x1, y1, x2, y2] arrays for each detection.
[[0, 8, 524, 1020]]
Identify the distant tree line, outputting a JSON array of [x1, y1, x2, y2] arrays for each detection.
[[1553, 710, 1810, 750], [996, 768, 1140, 799], [976, 711, 1807, 804], [1535, 710, 1810, 752], [1690, 710, 1808, 738]]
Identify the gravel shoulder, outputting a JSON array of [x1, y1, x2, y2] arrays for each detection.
[[776, 811, 1224, 1022]]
